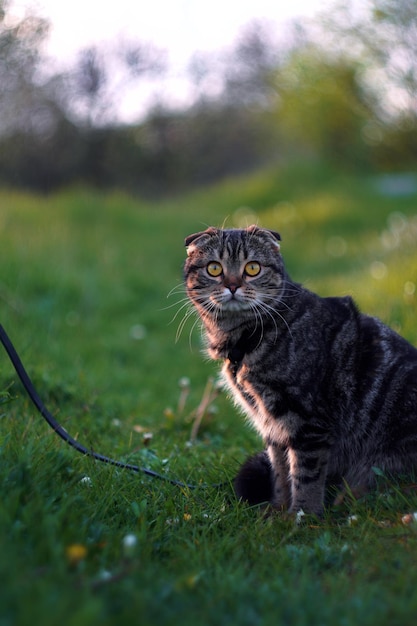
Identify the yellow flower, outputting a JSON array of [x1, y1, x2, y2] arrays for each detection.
[[66, 543, 87, 565]]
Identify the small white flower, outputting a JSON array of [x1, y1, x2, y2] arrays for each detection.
[[122, 533, 138, 557], [79, 476, 92, 487], [98, 569, 113, 581], [129, 324, 147, 340], [347, 515, 359, 526], [142, 432, 153, 446]]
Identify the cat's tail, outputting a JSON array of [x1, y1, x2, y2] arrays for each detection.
[[234, 451, 273, 505]]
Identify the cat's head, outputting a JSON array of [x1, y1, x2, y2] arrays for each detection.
[[184, 225, 285, 319]]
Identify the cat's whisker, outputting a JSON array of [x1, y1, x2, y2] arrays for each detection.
[[278, 280, 303, 297], [175, 294, 220, 344], [254, 301, 280, 342], [167, 283, 187, 298], [248, 303, 265, 349], [261, 287, 299, 318], [188, 315, 205, 350], [165, 291, 208, 321], [167, 299, 195, 326], [176, 307, 197, 343], [262, 294, 293, 317], [160, 297, 192, 315], [254, 296, 293, 340]]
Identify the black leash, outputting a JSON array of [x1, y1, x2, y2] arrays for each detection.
[[0, 324, 201, 489]]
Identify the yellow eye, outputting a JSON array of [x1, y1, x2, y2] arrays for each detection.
[[207, 261, 223, 277], [244, 261, 261, 277]]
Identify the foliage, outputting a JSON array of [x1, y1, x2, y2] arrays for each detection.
[[1, 161, 417, 624], [1, 1, 417, 194], [0, 0, 50, 137], [272, 47, 375, 167], [313, 0, 417, 168]]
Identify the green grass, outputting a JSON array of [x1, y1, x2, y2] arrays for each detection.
[[1, 161, 417, 625]]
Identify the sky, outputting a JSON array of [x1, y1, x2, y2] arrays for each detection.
[[11, 0, 334, 121]]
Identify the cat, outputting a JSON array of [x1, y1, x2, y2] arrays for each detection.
[[183, 224, 417, 515]]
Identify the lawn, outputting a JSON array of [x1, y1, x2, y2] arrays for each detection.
[[1, 161, 417, 625]]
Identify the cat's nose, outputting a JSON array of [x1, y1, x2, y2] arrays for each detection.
[[225, 276, 241, 294]]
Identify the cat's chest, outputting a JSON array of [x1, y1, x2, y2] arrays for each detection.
[[223, 359, 300, 442], [223, 352, 285, 400]]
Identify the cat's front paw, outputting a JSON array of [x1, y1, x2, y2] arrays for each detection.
[[288, 500, 324, 517]]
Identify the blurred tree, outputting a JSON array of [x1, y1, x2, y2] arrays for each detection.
[[0, 0, 82, 189], [150, 21, 282, 189], [342, 0, 416, 121], [186, 21, 279, 108], [358, 0, 417, 166], [316, 0, 417, 167], [49, 39, 168, 188], [221, 20, 280, 108], [61, 40, 167, 128], [0, 1, 169, 191], [273, 45, 376, 167], [137, 102, 275, 191], [0, 0, 51, 137]]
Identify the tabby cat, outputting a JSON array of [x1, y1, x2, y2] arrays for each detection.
[[183, 225, 417, 515]]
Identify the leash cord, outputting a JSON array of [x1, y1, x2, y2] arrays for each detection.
[[0, 324, 200, 489]]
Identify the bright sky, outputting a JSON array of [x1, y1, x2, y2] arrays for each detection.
[[34, 0, 329, 61], [13, 0, 334, 120]]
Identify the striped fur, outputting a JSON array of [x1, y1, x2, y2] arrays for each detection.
[[184, 225, 417, 515]]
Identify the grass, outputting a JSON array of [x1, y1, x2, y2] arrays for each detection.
[[1, 160, 417, 625]]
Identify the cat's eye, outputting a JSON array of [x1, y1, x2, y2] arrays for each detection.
[[244, 261, 261, 277], [207, 261, 223, 277]]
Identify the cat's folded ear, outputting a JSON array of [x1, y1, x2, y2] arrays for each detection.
[[246, 224, 281, 249], [184, 227, 219, 252], [265, 229, 281, 247], [267, 229, 281, 243]]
